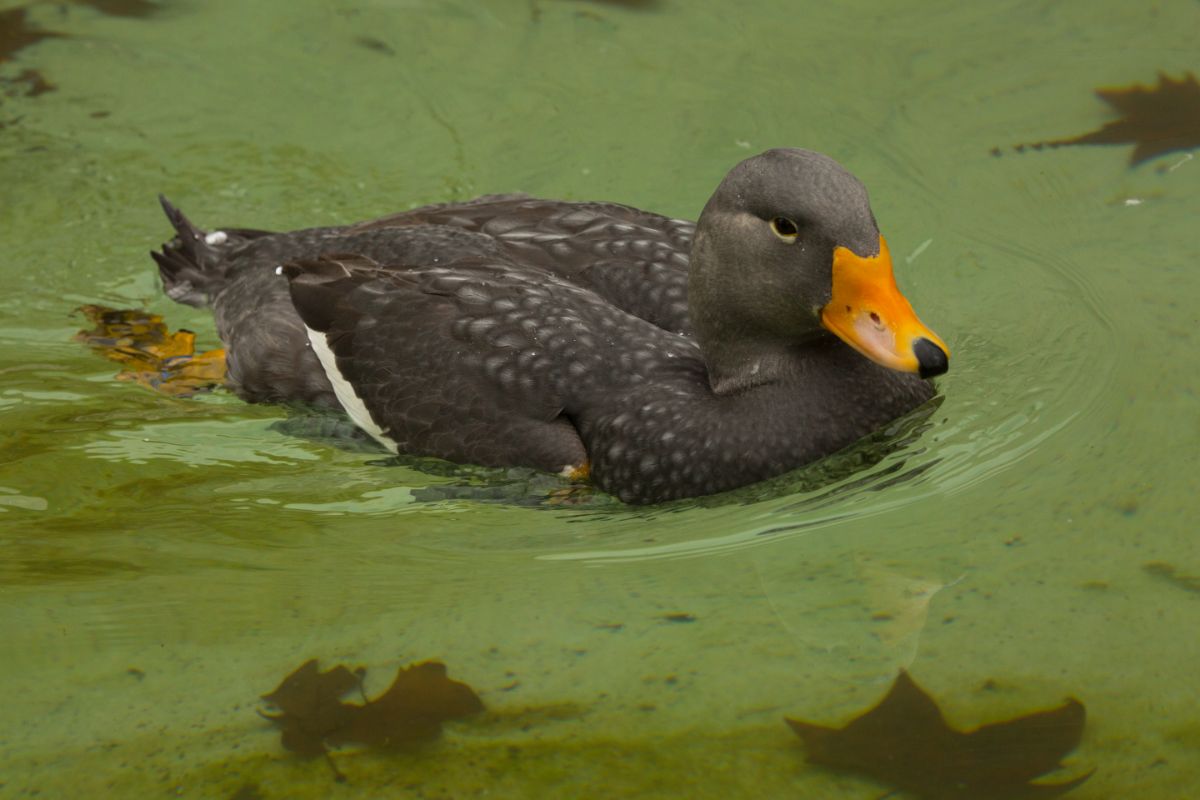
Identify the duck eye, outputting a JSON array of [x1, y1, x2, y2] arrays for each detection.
[[770, 217, 799, 242]]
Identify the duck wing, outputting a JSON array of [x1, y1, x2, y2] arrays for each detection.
[[153, 196, 697, 409], [283, 254, 704, 478], [350, 197, 696, 334]]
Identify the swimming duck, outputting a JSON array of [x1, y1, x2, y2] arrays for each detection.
[[152, 148, 948, 504]]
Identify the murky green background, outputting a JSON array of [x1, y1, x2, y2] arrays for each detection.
[[2, 0, 1198, 797]]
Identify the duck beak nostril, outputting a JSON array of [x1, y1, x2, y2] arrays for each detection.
[[914, 337, 949, 378]]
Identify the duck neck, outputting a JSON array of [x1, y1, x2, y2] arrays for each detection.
[[699, 331, 824, 395], [688, 225, 827, 396]]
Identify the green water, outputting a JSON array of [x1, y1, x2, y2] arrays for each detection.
[[2, 0, 1198, 797]]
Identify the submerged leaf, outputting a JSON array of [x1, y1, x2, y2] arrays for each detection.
[[74, 305, 226, 396], [69, 0, 163, 18], [260, 658, 483, 777], [786, 671, 1091, 799], [1, 7, 65, 64], [334, 661, 487, 749], [1007, 72, 1200, 166], [259, 659, 363, 759]]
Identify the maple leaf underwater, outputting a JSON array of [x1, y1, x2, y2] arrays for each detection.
[[259, 659, 484, 780], [0, 6, 64, 64], [786, 671, 1092, 799], [1004, 71, 1200, 166], [75, 305, 226, 396]]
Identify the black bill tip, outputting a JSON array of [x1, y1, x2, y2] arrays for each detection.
[[914, 337, 949, 378]]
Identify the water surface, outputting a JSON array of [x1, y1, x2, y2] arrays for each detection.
[[2, 0, 1198, 797]]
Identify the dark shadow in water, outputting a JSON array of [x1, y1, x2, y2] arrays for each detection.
[[0, 7, 64, 63], [1, 6, 60, 128], [0, 66, 53, 109], [786, 670, 1092, 799], [1143, 561, 1200, 595], [997, 71, 1200, 167], [274, 411, 608, 507], [70, 0, 164, 18], [270, 413, 386, 454], [398, 460, 601, 507], [567, 0, 661, 6], [14, 556, 144, 583], [260, 658, 483, 783], [354, 35, 396, 57], [2, 2, 166, 128], [529, 0, 661, 24], [3, 1, 165, 64]]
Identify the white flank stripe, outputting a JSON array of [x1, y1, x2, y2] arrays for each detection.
[[304, 325, 399, 453]]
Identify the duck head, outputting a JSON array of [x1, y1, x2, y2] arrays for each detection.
[[689, 148, 949, 394]]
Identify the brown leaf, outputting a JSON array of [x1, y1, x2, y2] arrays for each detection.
[[786, 671, 1092, 799], [334, 661, 486, 749], [69, 0, 163, 19], [259, 659, 363, 759], [1, 7, 66, 64], [74, 305, 226, 396], [260, 658, 483, 776], [1009, 72, 1200, 166], [2, 67, 54, 99]]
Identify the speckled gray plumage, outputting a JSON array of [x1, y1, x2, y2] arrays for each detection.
[[285, 254, 931, 503], [152, 149, 941, 504], [153, 193, 695, 408]]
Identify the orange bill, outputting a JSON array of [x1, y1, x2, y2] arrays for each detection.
[[819, 237, 950, 377]]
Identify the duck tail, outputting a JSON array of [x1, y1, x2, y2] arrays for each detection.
[[151, 195, 231, 307], [150, 196, 270, 308]]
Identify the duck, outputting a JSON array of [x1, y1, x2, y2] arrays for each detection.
[[151, 148, 949, 504]]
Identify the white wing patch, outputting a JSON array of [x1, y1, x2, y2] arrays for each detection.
[[304, 326, 400, 454]]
